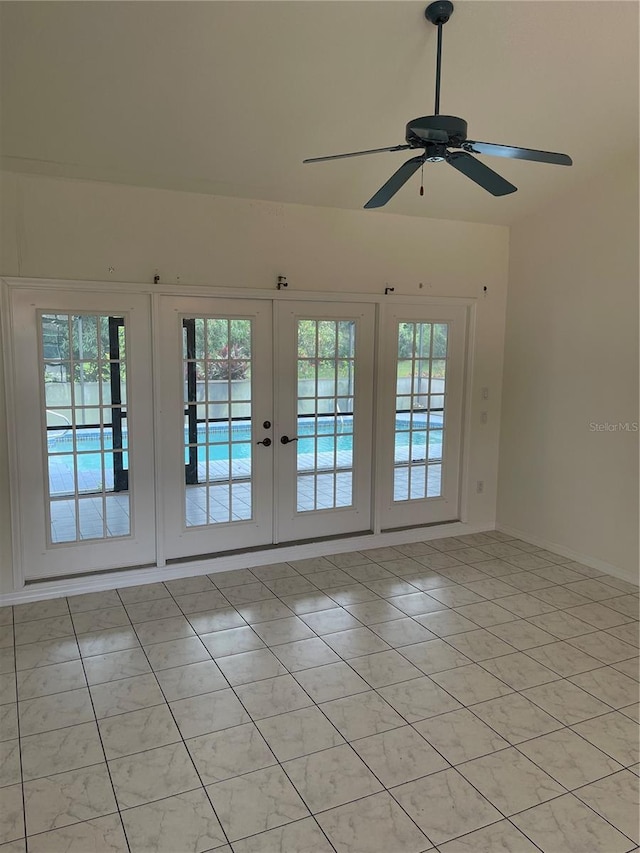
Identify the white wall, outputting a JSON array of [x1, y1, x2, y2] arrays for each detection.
[[0, 172, 509, 594], [498, 154, 639, 579]]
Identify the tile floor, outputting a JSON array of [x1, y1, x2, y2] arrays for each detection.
[[0, 531, 638, 852]]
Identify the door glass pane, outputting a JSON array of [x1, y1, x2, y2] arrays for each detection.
[[41, 313, 130, 543], [182, 316, 253, 527], [394, 321, 449, 502], [296, 318, 356, 512]]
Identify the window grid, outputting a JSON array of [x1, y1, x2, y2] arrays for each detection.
[[183, 317, 253, 527], [394, 321, 448, 503], [296, 319, 355, 513], [40, 313, 130, 543]]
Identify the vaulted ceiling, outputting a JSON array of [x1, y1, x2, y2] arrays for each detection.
[[1, 1, 638, 225]]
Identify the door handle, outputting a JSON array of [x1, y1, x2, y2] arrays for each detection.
[[280, 435, 298, 445], [257, 437, 272, 447]]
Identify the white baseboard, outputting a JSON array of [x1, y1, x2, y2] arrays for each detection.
[[496, 523, 639, 585], [0, 520, 497, 605]]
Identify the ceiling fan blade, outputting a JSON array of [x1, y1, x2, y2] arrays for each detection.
[[363, 156, 425, 209], [303, 144, 412, 164], [464, 141, 572, 166], [447, 151, 517, 196]]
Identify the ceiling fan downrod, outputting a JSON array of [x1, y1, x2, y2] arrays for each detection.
[[425, 1, 454, 116]]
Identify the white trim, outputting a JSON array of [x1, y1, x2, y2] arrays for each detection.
[[496, 523, 639, 584], [0, 521, 491, 605], [458, 302, 477, 523], [1, 277, 475, 308]]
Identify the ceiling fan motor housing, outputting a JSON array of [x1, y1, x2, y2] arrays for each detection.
[[406, 115, 468, 148]]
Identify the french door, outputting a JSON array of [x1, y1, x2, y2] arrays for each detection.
[[157, 297, 376, 559], [9, 289, 156, 580]]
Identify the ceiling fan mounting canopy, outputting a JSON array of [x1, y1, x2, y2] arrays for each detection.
[[302, 2, 573, 209]]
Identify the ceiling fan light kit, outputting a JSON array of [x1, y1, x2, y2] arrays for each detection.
[[303, 1, 572, 209]]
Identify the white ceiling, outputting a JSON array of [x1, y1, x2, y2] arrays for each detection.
[[1, 1, 638, 225]]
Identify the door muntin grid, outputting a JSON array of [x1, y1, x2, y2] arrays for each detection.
[[182, 317, 253, 527], [40, 313, 130, 543], [296, 319, 356, 512], [394, 321, 448, 502]]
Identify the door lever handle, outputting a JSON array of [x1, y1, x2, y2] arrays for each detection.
[[280, 435, 298, 445], [257, 437, 272, 447]]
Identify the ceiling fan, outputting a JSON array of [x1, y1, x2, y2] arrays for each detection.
[[303, 1, 572, 209]]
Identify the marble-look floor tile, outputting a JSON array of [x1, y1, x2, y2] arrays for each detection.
[[0, 784, 24, 844], [511, 793, 634, 853], [175, 590, 232, 615], [485, 619, 556, 650], [480, 651, 559, 690], [456, 747, 564, 815], [26, 813, 128, 853], [415, 707, 508, 764], [90, 673, 165, 718], [76, 628, 139, 658], [207, 765, 309, 841], [0, 739, 20, 787], [124, 599, 182, 624], [426, 585, 483, 608], [308, 569, 355, 590], [15, 638, 79, 672], [14, 615, 74, 646], [566, 602, 634, 630], [453, 601, 515, 628], [317, 791, 431, 853], [298, 608, 362, 635], [320, 690, 405, 740], [325, 584, 380, 606], [170, 688, 250, 738], [120, 788, 226, 853], [378, 676, 461, 722], [527, 610, 596, 640], [216, 648, 288, 686], [391, 768, 500, 845], [343, 600, 405, 626], [471, 693, 563, 744], [17, 659, 86, 700], [133, 615, 195, 645], [494, 593, 555, 619], [352, 725, 448, 786], [574, 769, 639, 843], [413, 610, 478, 637], [231, 817, 334, 853], [570, 666, 640, 708], [21, 721, 103, 781], [83, 648, 151, 686], [289, 557, 337, 575], [117, 583, 170, 605], [0, 704, 18, 742], [522, 680, 611, 725], [518, 728, 622, 789], [612, 657, 640, 681], [109, 741, 200, 808], [271, 638, 341, 673], [429, 664, 512, 705], [572, 711, 640, 765], [398, 639, 471, 675], [402, 571, 455, 591], [281, 592, 340, 614], [283, 744, 383, 812], [144, 636, 210, 671], [462, 578, 520, 600], [563, 579, 622, 601], [607, 622, 640, 647], [250, 562, 299, 581], [369, 618, 436, 647], [249, 579, 306, 600], [199, 626, 265, 658], [525, 640, 602, 676], [164, 575, 216, 596], [444, 629, 517, 662], [19, 687, 94, 736], [236, 674, 312, 720], [292, 662, 369, 703], [71, 607, 130, 635], [154, 659, 227, 701], [568, 631, 638, 664], [236, 600, 295, 625], [319, 627, 390, 659], [67, 590, 121, 614], [23, 763, 116, 835], [605, 595, 640, 619], [0, 673, 16, 704], [98, 703, 181, 759], [365, 578, 420, 598], [251, 617, 316, 647], [186, 722, 276, 784], [210, 568, 258, 588], [437, 819, 539, 852], [187, 607, 246, 635], [347, 650, 423, 688], [256, 706, 344, 761], [14, 598, 69, 624], [387, 592, 444, 617]]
